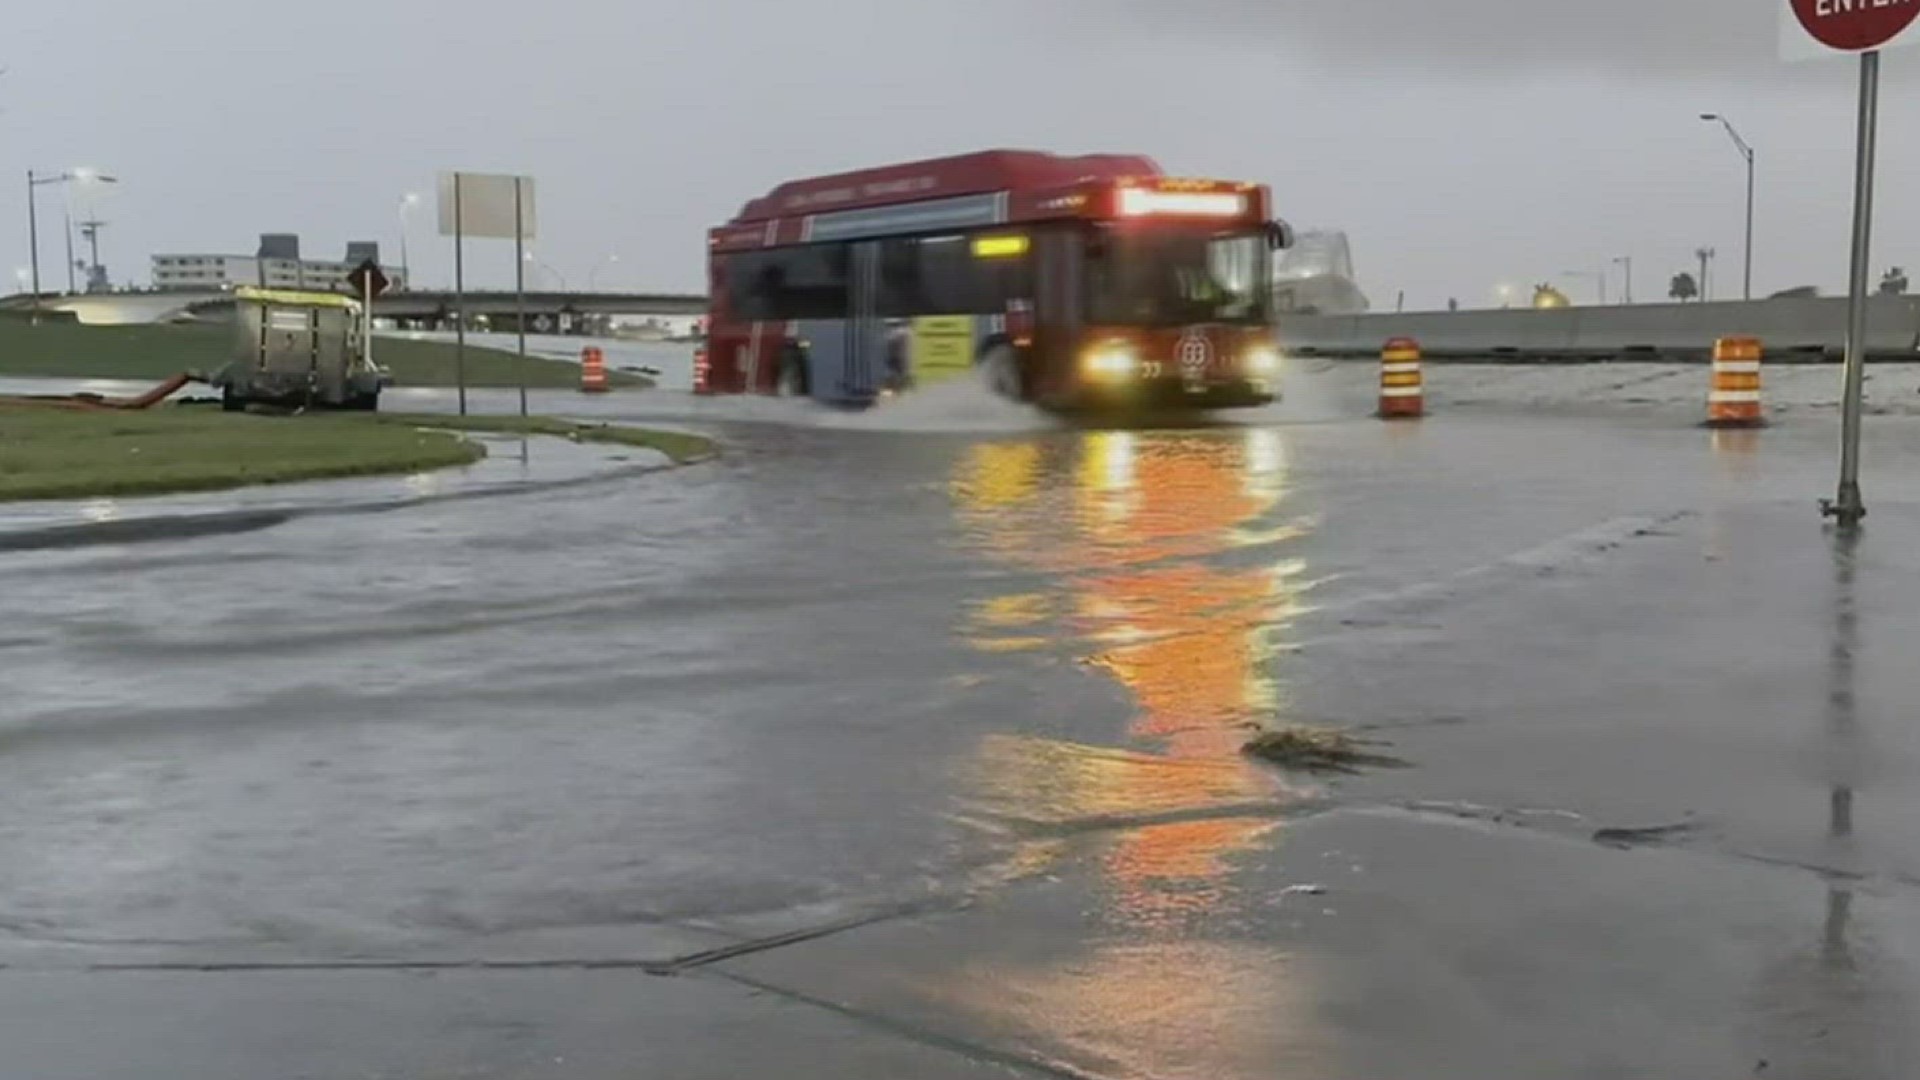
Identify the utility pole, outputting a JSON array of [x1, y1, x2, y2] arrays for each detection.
[[398, 192, 421, 291], [26, 170, 41, 322], [25, 168, 119, 319], [76, 217, 108, 291], [1613, 255, 1634, 304], [63, 209, 77, 294]]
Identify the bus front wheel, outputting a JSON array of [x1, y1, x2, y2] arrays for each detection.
[[979, 344, 1023, 402]]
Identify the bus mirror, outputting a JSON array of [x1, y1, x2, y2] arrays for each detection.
[[1265, 220, 1295, 251]]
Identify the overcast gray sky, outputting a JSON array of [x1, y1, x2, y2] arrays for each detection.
[[6, 0, 1915, 309]]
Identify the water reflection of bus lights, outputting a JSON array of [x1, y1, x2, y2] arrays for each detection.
[[951, 442, 1043, 510], [1080, 431, 1136, 491], [1245, 427, 1286, 499], [963, 430, 1307, 929], [1082, 435, 1305, 930]]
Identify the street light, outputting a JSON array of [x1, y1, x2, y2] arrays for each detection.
[[1701, 113, 1756, 301], [1612, 256, 1634, 305], [522, 251, 568, 290], [398, 192, 422, 290], [587, 253, 620, 291], [25, 168, 118, 320]]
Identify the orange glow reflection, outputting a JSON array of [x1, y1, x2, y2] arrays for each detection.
[[953, 429, 1309, 930]]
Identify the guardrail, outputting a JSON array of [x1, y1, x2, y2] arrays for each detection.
[[1277, 296, 1920, 362]]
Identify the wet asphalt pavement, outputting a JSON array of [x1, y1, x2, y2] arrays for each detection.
[[9, 354, 1920, 1077]]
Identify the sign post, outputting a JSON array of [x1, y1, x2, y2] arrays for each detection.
[[513, 176, 529, 417], [345, 258, 391, 382], [1785, 0, 1919, 529], [438, 172, 537, 418], [1829, 47, 1879, 528]]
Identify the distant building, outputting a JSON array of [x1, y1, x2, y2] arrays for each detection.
[[151, 234, 406, 293], [1271, 229, 1370, 316]]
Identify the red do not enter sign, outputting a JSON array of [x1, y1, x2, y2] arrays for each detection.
[[1792, 0, 1920, 51]]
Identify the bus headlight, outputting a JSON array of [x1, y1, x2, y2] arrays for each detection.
[[1244, 345, 1282, 376], [1084, 345, 1138, 377]]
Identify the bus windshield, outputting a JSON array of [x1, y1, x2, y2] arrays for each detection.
[[1085, 228, 1271, 326]]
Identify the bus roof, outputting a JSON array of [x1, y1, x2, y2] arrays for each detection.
[[729, 149, 1162, 225]]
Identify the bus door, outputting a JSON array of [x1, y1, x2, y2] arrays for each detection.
[[790, 241, 885, 405], [842, 240, 887, 402], [1031, 227, 1085, 399]]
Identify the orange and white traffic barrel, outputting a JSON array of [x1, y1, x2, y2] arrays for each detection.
[[580, 346, 610, 394], [1706, 336, 1764, 427], [1378, 337, 1424, 419]]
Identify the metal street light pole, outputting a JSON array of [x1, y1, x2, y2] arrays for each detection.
[[397, 192, 420, 290], [25, 169, 119, 322], [1613, 256, 1634, 304], [1701, 113, 1756, 301], [26, 171, 41, 322], [523, 252, 568, 291], [63, 208, 77, 294], [587, 254, 620, 291]]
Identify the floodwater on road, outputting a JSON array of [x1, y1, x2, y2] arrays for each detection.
[[9, 367, 1920, 1078]]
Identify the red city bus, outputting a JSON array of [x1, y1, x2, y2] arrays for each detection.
[[699, 149, 1293, 412]]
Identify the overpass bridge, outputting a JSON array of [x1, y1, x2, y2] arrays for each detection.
[[0, 288, 708, 327]]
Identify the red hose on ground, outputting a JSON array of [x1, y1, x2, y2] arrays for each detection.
[[0, 372, 204, 412], [99, 372, 196, 409]]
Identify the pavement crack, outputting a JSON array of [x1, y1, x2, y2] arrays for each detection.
[[1393, 799, 1587, 831], [653, 901, 958, 975], [87, 957, 679, 974], [1301, 510, 1694, 629], [69, 904, 962, 979], [706, 968, 1116, 1080]]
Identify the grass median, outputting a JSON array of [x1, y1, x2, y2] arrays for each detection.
[[375, 413, 715, 465], [0, 404, 713, 502], [0, 319, 651, 389]]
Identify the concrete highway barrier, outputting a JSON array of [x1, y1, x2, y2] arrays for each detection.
[[1277, 296, 1920, 362]]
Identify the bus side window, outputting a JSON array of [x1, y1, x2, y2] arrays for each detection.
[[782, 245, 849, 320], [877, 238, 925, 318], [754, 264, 787, 309], [728, 245, 851, 321], [722, 251, 769, 320]]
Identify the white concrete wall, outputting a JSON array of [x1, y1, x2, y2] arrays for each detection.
[[1277, 296, 1920, 360]]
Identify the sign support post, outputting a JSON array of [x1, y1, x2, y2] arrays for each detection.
[[364, 273, 377, 373], [345, 258, 392, 395], [1827, 49, 1880, 529], [453, 172, 468, 417], [514, 176, 529, 418], [1785, 0, 1917, 530], [437, 170, 536, 419]]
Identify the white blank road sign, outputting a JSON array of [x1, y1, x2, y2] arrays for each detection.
[[1781, 0, 1920, 60], [437, 172, 536, 240]]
